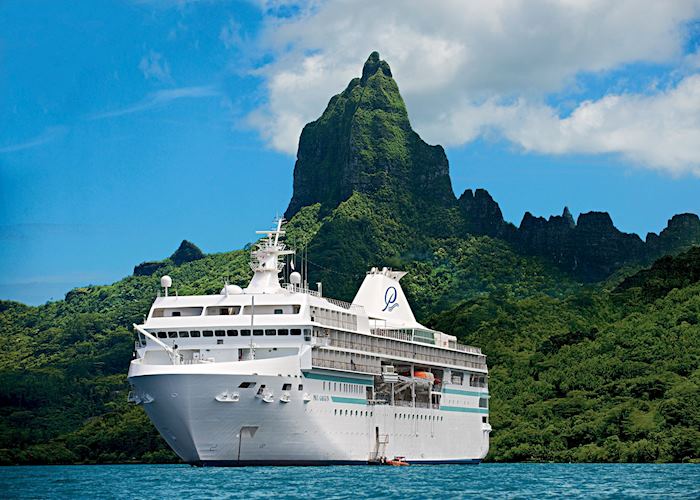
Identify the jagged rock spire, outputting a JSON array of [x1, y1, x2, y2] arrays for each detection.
[[284, 51, 455, 219], [562, 207, 575, 227], [361, 51, 392, 83]]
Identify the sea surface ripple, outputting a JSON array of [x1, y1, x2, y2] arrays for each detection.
[[0, 463, 698, 499]]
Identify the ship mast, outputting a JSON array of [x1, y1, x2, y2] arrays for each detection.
[[244, 218, 294, 293]]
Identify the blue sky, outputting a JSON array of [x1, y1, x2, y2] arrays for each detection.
[[2, 1, 700, 305]]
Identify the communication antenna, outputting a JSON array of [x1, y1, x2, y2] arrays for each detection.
[[290, 271, 301, 289], [161, 275, 172, 297]]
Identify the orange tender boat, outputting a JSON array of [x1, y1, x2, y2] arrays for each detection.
[[386, 456, 410, 466]]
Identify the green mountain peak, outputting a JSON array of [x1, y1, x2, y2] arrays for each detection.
[[285, 51, 455, 220], [361, 51, 393, 83]]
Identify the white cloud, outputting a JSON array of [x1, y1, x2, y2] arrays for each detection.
[[0, 126, 68, 154], [249, 0, 700, 174], [424, 76, 700, 176], [220, 18, 242, 49], [88, 86, 220, 119], [139, 50, 173, 83]]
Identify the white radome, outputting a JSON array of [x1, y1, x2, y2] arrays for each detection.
[[221, 284, 243, 295]]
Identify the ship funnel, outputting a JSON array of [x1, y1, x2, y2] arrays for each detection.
[[351, 268, 421, 328]]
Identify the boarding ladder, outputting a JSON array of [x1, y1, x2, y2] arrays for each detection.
[[369, 433, 390, 463]]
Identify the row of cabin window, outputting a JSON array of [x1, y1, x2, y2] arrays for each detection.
[[329, 329, 484, 371], [334, 409, 374, 417], [443, 397, 489, 408], [322, 381, 364, 394], [394, 413, 444, 421], [153, 305, 302, 317], [154, 328, 312, 339], [238, 382, 304, 391]]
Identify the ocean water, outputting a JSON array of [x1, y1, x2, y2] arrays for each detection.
[[0, 463, 698, 499]]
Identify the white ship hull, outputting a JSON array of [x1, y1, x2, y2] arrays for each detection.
[[128, 358, 489, 465], [128, 222, 490, 466]]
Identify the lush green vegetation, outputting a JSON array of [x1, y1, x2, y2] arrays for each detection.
[[0, 249, 251, 464], [430, 270, 700, 462], [2, 228, 698, 464], [1, 50, 698, 465]]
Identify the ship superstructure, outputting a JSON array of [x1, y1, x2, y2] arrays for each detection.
[[127, 220, 490, 465]]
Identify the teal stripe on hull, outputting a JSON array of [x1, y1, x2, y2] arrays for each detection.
[[440, 406, 489, 414], [331, 396, 367, 405], [442, 388, 490, 397], [304, 372, 373, 386]]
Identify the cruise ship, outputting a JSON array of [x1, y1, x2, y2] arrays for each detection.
[[127, 220, 490, 465]]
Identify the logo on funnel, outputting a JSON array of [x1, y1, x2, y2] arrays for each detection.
[[382, 286, 399, 312]]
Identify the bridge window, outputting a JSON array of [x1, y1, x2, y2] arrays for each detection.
[[290, 329, 301, 336], [215, 330, 225, 337], [253, 329, 263, 336], [241, 329, 251, 336], [203, 330, 213, 337], [265, 329, 276, 336], [190, 331, 201, 337], [157, 331, 167, 338], [206, 306, 241, 316], [168, 332, 177, 339], [242, 305, 301, 315], [278, 329, 289, 336], [152, 307, 203, 317], [178, 331, 189, 338], [227, 330, 238, 336]]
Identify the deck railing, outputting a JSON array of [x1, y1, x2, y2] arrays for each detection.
[[317, 334, 487, 371], [372, 328, 482, 355], [283, 284, 365, 312]]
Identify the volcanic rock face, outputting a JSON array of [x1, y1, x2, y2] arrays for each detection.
[[516, 211, 645, 280], [458, 188, 516, 239], [285, 51, 700, 282], [646, 214, 700, 258], [133, 240, 204, 276], [285, 52, 455, 220], [170, 240, 204, 266]]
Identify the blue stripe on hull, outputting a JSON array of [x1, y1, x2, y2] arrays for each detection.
[[195, 459, 482, 467], [303, 372, 373, 386]]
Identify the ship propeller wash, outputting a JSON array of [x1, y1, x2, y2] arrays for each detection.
[[127, 219, 490, 465]]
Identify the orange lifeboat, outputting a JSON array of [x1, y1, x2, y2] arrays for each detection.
[[414, 371, 435, 382], [386, 456, 410, 466]]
